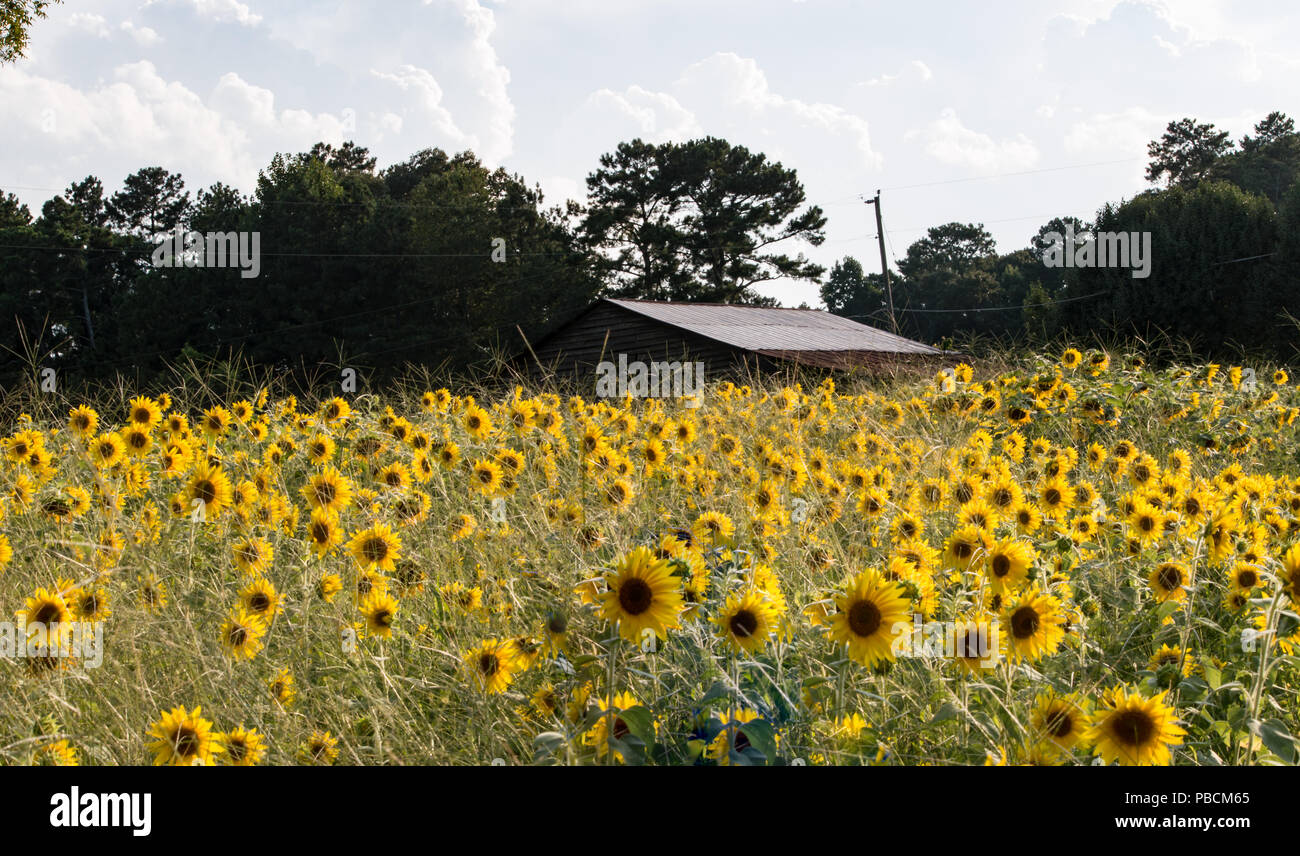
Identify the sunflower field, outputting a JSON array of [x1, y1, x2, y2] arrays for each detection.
[[4, 350, 1300, 767]]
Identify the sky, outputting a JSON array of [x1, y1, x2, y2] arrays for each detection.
[[2, 0, 1296, 306]]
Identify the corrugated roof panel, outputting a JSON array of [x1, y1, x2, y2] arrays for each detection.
[[605, 298, 944, 354]]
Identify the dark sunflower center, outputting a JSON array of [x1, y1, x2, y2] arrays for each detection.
[[1047, 710, 1073, 738], [175, 728, 200, 757], [1157, 566, 1182, 591], [729, 609, 759, 638], [1238, 569, 1258, 588], [194, 480, 217, 504], [34, 603, 61, 625], [479, 653, 499, 676], [991, 555, 1011, 578], [618, 578, 654, 616], [848, 600, 882, 637], [362, 538, 388, 562], [1011, 605, 1040, 639], [227, 740, 247, 762], [1111, 709, 1156, 747]]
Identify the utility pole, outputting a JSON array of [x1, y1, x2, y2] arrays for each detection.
[[864, 191, 897, 333]]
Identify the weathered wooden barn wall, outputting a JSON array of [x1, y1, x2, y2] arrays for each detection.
[[522, 302, 751, 378]]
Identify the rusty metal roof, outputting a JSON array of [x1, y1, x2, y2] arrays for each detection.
[[605, 298, 945, 355]]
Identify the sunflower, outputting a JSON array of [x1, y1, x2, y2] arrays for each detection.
[[464, 638, 519, 694], [347, 523, 402, 572], [219, 608, 268, 661], [67, 405, 98, 438], [598, 546, 685, 644], [1149, 643, 1195, 679], [300, 730, 339, 765], [1085, 686, 1186, 766], [301, 467, 354, 514], [120, 425, 152, 458], [1061, 348, 1082, 370], [90, 432, 125, 469], [309, 569, 341, 603], [950, 615, 1004, 673], [462, 404, 493, 440], [1227, 561, 1262, 593], [37, 740, 80, 767], [360, 589, 399, 638], [941, 524, 991, 572], [17, 586, 72, 657], [1037, 477, 1075, 520], [1002, 587, 1066, 662], [706, 708, 763, 765], [471, 459, 503, 497], [692, 511, 734, 546], [1031, 691, 1090, 750], [1148, 561, 1189, 604], [269, 668, 296, 707], [71, 586, 110, 622], [231, 536, 273, 575], [138, 573, 168, 611], [984, 537, 1036, 593], [826, 569, 911, 668], [219, 727, 265, 766], [536, 611, 568, 657], [147, 705, 222, 766], [238, 576, 281, 619], [1281, 544, 1300, 603], [186, 461, 233, 520], [713, 588, 781, 655], [305, 434, 335, 464], [320, 396, 351, 423], [585, 691, 649, 763], [1127, 499, 1165, 545]]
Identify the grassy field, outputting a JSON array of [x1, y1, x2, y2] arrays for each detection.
[[3, 349, 1299, 766]]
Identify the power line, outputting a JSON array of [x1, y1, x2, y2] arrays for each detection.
[[849, 290, 1107, 317], [878, 158, 1145, 193], [1210, 252, 1278, 266]]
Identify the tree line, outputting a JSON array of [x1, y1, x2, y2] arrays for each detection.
[[821, 112, 1300, 362], [2, 112, 1297, 387], [0, 137, 826, 385]]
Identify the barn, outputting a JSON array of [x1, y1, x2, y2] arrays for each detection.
[[518, 298, 955, 381]]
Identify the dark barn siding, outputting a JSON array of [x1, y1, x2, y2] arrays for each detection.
[[523, 303, 750, 378], [514, 300, 960, 387]]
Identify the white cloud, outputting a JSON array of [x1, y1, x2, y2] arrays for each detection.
[[905, 108, 1039, 171], [675, 52, 881, 169], [585, 85, 701, 142], [121, 21, 163, 46], [1062, 106, 1166, 157], [184, 0, 263, 27], [859, 59, 932, 87], [370, 64, 474, 151], [67, 13, 111, 39], [445, 0, 515, 162]]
